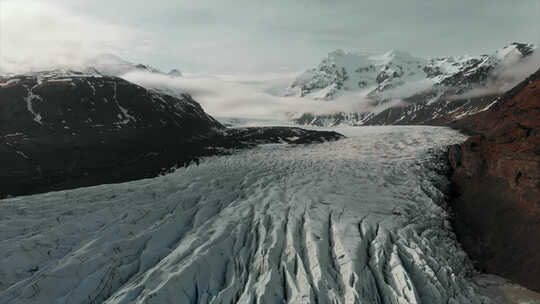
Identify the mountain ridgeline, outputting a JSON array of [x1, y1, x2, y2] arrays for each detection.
[[288, 43, 537, 126], [81, 53, 183, 77]]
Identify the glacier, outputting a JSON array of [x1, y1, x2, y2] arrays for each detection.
[[0, 126, 530, 303]]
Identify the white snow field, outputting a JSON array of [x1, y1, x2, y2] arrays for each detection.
[[0, 126, 527, 304]]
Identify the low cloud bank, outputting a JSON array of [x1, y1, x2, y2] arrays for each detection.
[[123, 48, 540, 121], [122, 71, 379, 120], [124, 49, 539, 120]]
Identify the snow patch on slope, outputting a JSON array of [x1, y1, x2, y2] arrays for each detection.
[[23, 86, 43, 125]]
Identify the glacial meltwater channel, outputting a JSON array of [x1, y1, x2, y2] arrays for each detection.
[[0, 126, 528, 303]]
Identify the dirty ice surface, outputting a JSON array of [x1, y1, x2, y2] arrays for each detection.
[[0, 126, 516, 303]]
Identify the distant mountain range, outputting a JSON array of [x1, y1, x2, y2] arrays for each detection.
[[81, 53, 183, 77], [286, 42, 538, 126], [0, 53, 183, 79], [2, 44, 536, 130]]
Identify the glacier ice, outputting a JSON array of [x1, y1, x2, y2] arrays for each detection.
[[0, 126, 514, 303]]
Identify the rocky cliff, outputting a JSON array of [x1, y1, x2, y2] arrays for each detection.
[[448, 68, 540, 292]]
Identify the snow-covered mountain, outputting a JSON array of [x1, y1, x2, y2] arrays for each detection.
[[287, 49, 428, 100], [81, 53, 182, 78], [288, 43, 537, 126]]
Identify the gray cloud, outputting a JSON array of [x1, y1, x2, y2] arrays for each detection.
[[1, 0, 539, 73]]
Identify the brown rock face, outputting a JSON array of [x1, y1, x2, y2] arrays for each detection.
[[448, 68, 540, 292]]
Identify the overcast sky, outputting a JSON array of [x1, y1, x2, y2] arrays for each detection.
[[1, 0, 539, 73]]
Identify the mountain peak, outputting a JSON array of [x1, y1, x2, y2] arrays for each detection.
[[493, 42, 536, 64], [91, 53, 130, 64], [369, 49, 420, 63], [168, 69, 183, 77], [508, 42, 536, 56], [327, 49, 373, 60], [82, 54, 180, 77], [385, 49, 414, 58], [328, 49, 347, 57]]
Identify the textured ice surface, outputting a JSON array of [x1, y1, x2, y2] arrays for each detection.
[[0, 126, 508, 303]]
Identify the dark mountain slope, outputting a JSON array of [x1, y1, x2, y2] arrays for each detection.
[[0, 70, 223, 197]]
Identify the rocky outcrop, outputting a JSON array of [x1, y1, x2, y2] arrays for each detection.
[[447, 68, 540, 292], [0, 71, 343, 198]]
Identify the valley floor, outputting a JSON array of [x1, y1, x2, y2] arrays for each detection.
[[0, 126, 538, 303]]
